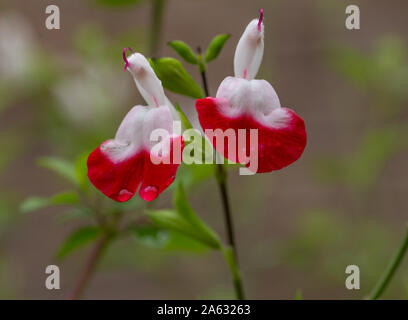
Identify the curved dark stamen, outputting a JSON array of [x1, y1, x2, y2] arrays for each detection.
[[258, 9, 264, 31], [123, 47, 134, 72]]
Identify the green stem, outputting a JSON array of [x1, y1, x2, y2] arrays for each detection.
[[221, 246, 244, 300], [149, 0, 166, 57], [368, 225, 408, 300], [69, 210, 122, 300], [198, 64, 245, 300], [69, 234, 112, 300]]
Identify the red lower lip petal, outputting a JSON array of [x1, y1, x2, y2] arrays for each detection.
[[196, 97, 307, 173], [87, 135, 184, 202]]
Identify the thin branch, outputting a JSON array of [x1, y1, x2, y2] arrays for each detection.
[[69, 235, 111, 300], [199, 66, 245, 300], [368, 225, 408, 300]]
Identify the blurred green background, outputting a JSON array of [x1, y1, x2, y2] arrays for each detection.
[[1, 0, 408, 299]]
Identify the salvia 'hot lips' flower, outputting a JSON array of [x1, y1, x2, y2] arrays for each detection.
[[196, 10, 307, 173], [87, 51, 183, 202]]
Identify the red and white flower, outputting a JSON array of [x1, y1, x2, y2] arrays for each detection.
[[196, 10, 307, 173], [87, 52, 183, 202]]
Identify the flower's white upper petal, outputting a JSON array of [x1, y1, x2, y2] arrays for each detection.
[[216, 76, 280, 117], [234, 19, 264, 80], [102, 103, 173, 163], [142, 105, 173, 152], [102, 105, 147, 163], [127, 53, 166, 107]]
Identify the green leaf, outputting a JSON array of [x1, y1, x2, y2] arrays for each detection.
[[56, 226, 101, 260], [148, 209, 199, 243], [20, 191, 79, 213], [164, 231, 208, 252], [148, 208, 220, 249], [75, 151, 90, 192], [130, 224, 208, 252], [130, 225, 170, 248], [174, 183, 202, 224], [37, 157, 77, 186], [205, 34, 231, 63], [168, 41, 199, 65], [148, 183, 221, 249], [20, 198, 49, 213], [149, 57, 204, 99]]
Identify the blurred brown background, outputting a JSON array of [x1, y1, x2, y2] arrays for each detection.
[[1, 0, 408, 299]]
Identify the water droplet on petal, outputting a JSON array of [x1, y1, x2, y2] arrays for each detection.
[[140, 185, 159, 201], [117, 189, 134, 202]]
